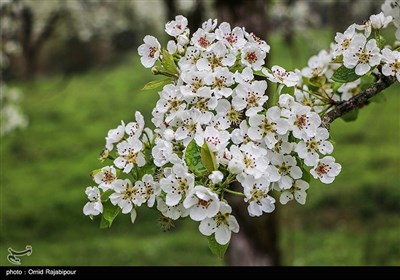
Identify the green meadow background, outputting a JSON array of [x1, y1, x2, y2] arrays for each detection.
[[1, 29, 399, 265]]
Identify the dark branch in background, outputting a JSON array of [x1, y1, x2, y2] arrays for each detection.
[[322, 74, 397, 129]]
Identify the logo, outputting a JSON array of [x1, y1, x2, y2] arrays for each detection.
[[7, 245, 32, 265]]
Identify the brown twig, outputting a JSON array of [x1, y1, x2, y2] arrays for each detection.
[[322, 74, 397, 129]]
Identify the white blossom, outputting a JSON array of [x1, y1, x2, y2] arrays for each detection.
[[381, 48, 400, 81], [93, 166, 118, 191], [138, 35, 161, 68], [83, 187, 103, 216], [310, 156, 342, 184], [183, 186, 220, 221], [280, 180, 309, 205], [199, 201, 239, 245], [240, 175, 275, 216]]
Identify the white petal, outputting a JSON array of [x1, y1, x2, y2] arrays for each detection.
[[199, 218, 216, 236], [130, 209, 137, 224], [215, 226, 231, 245], [280, 191, 293, 205]]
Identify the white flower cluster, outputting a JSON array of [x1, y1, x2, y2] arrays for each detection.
[[84, 8, 398, 246]]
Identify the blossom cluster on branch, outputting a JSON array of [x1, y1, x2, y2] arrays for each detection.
[[83, 0, 399, 254]]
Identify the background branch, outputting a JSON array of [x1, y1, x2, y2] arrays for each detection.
[[322, 74, 397, 129]]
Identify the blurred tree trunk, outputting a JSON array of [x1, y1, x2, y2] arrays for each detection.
[[330, 0, 352, 34], [163, 0, 178, 21], [215, 0, 280, 266], [20, 5, 63, 78]]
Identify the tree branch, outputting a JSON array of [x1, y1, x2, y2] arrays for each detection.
[[322, 74, 397, 129]]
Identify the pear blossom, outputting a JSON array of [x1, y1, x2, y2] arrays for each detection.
[[174, 108, 208, 146], [215, 22, 246, 50], [199, 201, 239, 245], [165, 15, 188, 37], [381, 48, 400, 81], [234, 67, 254, 84], [338, 79, 362, 101], [311, 156, 342, 184], [109, 179, 144, 213], [333, 24, 356, 57], [114, 137, 146, 173], [241, 44, 266, 70], [343, 34, 381, 75], [160, 163, 195, 206], [180, 70, 208, 97], [191, 27, 216, 51], [240, 175, 275, 216], [156, 197, 189, 220], [270, 154, 302, 190], [247, 106, 289, 148], [200, 126, 230, 152], [183, 186, 220, 221], [215, 99, 243, 129], [83, 187, 103, 216], [295, 127, 334, 166], [138, 35, 161, 68], [262, 65, 299, 87], [105, 121, 125, 151], [244, 30, 271, 53], [137, 174, 160, 207], [287, 103, 321, 140], [152, 137, 181, 167], [280, 180, 309, 205], [125, 111, 145, 139], [231, 120, 252, 145], [370, 12, 393, 29], [209, 171, 224, 184], [196, 41, 236, 71], [232, 80, 268, 117], [204, 66, 234, 98], [381, 0, 400, 39], [93, 165, 118, 191], [178, 46, 202, 71], [156, 84, 186, 123]]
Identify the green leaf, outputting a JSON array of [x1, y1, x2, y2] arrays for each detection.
[[185, 140, 208, 176], [100, 200, 120, 229], [267, 85, 280, 107], [301, 167, 311, 183], [341, 108, 359, 122], [101, 189, 114, 202], [332, 81, 343, 93], [332, 65, 360, 83], [142, 78, 172, 91], [201, 142, 217, 173], [253, 69, 267, 78], [161, 49, 178, 75], [137, 163, 157, 180], [207, 235, 229, 259]]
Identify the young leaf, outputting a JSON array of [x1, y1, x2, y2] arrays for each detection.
[[207, 235, 229, 259], [185, 139, 208, 176], [142, 78, 172, 91], [161, 49, 178, 75], [201, 142, 217, 173], [341, 108, 359, 122], [101, 189, 114, 202], [100, 200, 120, 229], [332, 65, 360, 83]]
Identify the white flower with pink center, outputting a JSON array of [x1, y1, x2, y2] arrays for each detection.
[[165, 15, 188, 37], [183, 185, 220, 221], [231, 120, 252, 145], [110, 179, 144, 214], [288, 104, 321, 140], [311, 156, 342, 184], [215, 22, 246, 50], [241, 44, 266, 70], [93, 165, 118, 191], [232, 80, 268, 117], [200, 126, 230, 153], [180, 70, 208, 98], [138, 35, 161, 68], [191, 28, 216, 51]]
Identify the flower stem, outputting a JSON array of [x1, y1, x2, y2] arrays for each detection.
[[224, 188, 246, 197]]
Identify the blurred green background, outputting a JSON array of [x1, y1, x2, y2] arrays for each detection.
[[1, 0, 399, 266]]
